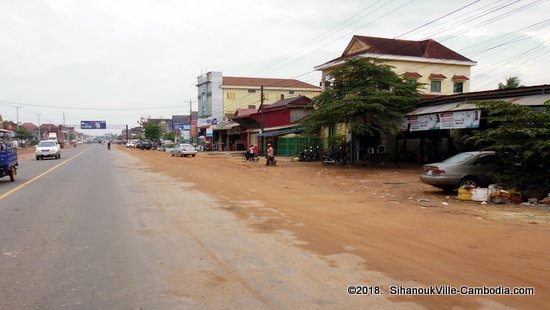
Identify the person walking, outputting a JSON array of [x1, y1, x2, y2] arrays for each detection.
[[266, 143, 276, 166]]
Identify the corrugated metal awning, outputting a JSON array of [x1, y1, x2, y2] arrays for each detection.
[[257, 127, 304, 137], [407, 94, 550, 116]]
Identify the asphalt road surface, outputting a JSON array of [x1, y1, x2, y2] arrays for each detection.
[[0, 145, 403, 309]]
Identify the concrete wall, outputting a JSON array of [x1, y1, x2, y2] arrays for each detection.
[[386, 59, 472, 95]]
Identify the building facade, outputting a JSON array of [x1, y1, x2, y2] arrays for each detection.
[[196, 71, 321, 151], [315, 35, 477, 96]]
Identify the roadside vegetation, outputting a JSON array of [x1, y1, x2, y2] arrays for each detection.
[[300, 57, 421, 137], [465, 100, 550, 189]]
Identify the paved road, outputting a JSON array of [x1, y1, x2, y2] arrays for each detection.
[[0, 145, 412, 309], [0, 145, 158, 309]]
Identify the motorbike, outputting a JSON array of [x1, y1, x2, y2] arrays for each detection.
[[242, 151, 260, 162], [297, 146, 320, 162], [266, 156, 277, 166], [321, 147, 347, 166]]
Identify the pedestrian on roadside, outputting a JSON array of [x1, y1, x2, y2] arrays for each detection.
[[266, 143, 276, 166]]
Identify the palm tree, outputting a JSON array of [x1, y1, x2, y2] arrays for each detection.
[[498, 76, 523, 89]]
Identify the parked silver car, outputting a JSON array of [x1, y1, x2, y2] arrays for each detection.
[[170, 143, 197, 157], [420, 151, 510, 191]]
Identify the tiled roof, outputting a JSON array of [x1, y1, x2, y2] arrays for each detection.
[[452, 75, 469, 80], [20, 122, 38, 130], [317, 36, 475, 70], [171, 115, 188, 124], [350, 36, 474, 62], [223, 77, 320, 89], [265, 96, 312, 109], [39, 124, 58, 130], [233, 108, 258, 118], [429, 73, 447, 80], [404, 72, 422, 79]]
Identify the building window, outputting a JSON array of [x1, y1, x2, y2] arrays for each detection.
[[453, 82, 464, 93], [279, 94, 284, 100], [248, 89, 256, 94], [407, 79, 417, 86], [430, 81, 442, 93], [227, 92, 235, 100], [289, 90, 295, 94]]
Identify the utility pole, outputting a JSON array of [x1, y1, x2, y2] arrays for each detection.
[[186, 99, 195, 143], [37, 113, 41, 140], [15, 106, 20, 130], [260, 85, 265, 153]]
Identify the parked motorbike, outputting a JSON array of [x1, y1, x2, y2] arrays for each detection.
[[297, 146, 320, 162], [321, 147, 347, 166]]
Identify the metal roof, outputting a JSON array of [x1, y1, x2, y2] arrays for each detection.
[[407, 93, 550, 116]]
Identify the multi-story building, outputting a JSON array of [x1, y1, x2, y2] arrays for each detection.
[[312, 35, 478, 162], [315, 35, 476, 96], [196, 71, 321, 150]]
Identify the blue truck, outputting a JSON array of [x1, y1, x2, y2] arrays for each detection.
[[0, 129, 18, 182]]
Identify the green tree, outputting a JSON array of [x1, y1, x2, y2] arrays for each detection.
[[13, 127, 33, 140], [464, 100, 550, 188], [498, 76, 523, 89], [301, 57, 420, 136], [144, 124, 161, 141], [163, 131, 175, 141]]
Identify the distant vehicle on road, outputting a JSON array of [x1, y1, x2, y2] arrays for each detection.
[[420, 151, 509, 191], [47, 129, 66, 148], [170, 143, 197, 157], [36, 140, 61, 160]]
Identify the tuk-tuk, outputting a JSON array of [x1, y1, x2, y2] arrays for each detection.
[[0, 129, 18, 182]]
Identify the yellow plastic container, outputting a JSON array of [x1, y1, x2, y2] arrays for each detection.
[[458, 187, 473, 201]]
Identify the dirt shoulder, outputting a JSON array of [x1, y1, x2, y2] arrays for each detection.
[[122, 146, 550, 309]]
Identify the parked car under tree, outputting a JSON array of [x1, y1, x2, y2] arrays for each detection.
[[420, 151, 511, 191]]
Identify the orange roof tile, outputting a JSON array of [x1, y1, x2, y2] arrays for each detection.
[[222, 77, 320, 89]]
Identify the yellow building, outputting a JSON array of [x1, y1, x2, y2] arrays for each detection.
[[221, 77, 321, 116], [197, 72, 320, 128], [315, 35, 476, 96], [196, 72, 321, 151]]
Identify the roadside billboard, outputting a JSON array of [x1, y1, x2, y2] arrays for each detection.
[[81, 121, 106, 129]]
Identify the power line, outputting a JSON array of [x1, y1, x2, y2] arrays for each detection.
[[0, 100, 186, 111], [394, 0, 481, 39]]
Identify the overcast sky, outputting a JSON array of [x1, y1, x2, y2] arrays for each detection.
[[1, 0, 550, 133]]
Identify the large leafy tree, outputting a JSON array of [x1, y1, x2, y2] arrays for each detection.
[[144, 124, 161, 141], [301, 57, 420, 136], [498, 76, 523, 89], [464, 100, 550, 188]]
